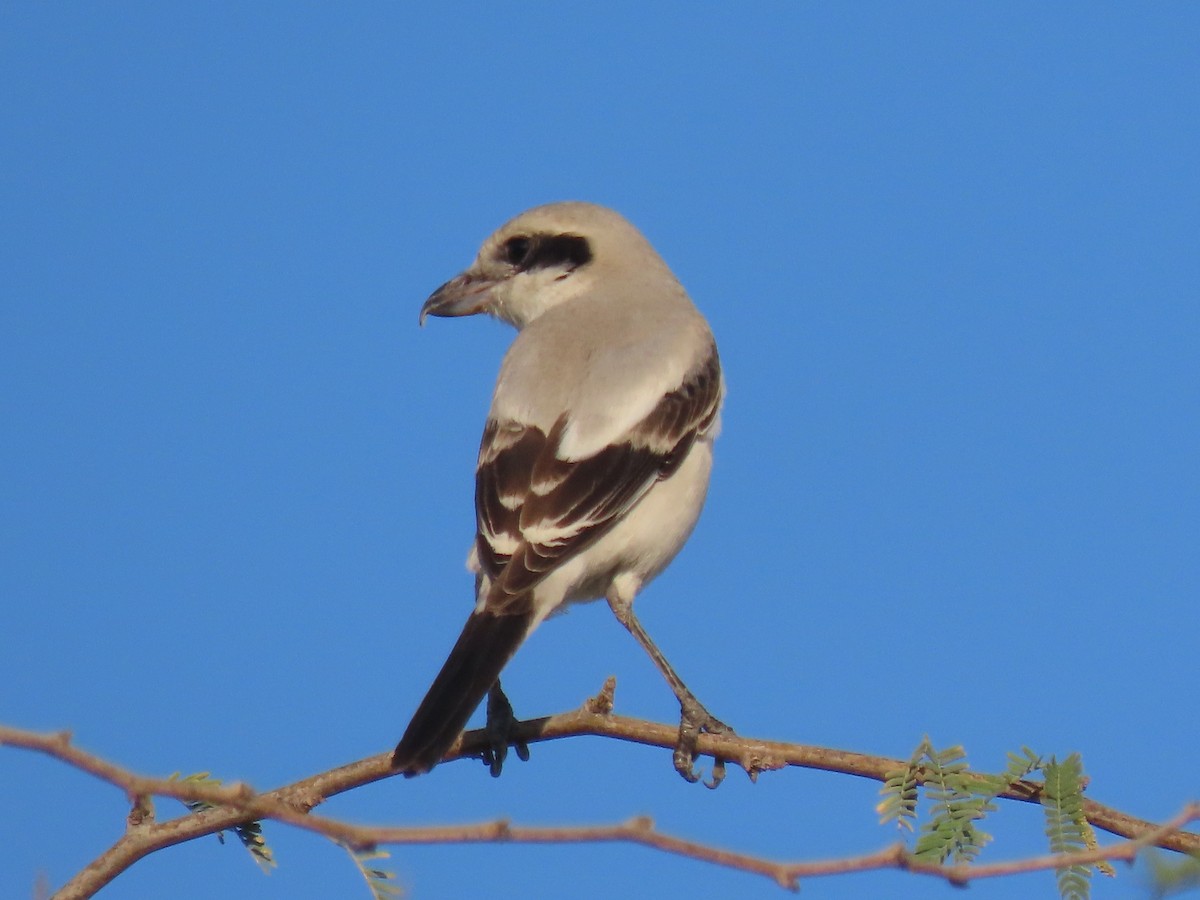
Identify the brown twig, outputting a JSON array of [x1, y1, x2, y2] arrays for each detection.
[[2, 705, 1198, 899]]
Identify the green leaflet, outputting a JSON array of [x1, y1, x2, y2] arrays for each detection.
[[878, 739, 1115, 900], [911, 741, 985, 864], [346, 846, 404, 899], [1145, 848, 1200, 898], [878, 739, 1041, 866], [172, 771, 277, 874], [1041, 753, 1092, 900], [171, 772, 405, 897], [877, 739, 924, 832]]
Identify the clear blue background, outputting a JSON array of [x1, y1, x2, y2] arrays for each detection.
[[3, 4, 1197, 899]]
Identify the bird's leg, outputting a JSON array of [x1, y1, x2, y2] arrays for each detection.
[[482, 679, 530, 777], [606, 587, 733, 787]]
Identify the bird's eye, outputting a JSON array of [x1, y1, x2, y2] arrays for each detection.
[[500, 233, 592, 274], [502, 236, 532, 267]]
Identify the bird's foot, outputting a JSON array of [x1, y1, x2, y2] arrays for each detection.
[[673, 696, 733, 788], [482, 681, 530, 777]]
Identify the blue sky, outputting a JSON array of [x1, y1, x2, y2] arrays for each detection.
[[3, 4, 1197, 899]]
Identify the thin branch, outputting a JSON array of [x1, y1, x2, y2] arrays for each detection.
[[904, 801, 1200, 884], [3, 702, 1198, 899], [229, 802, 1200, 891], [487, 706, 1200, 854]]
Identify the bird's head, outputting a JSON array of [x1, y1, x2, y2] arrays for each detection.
[[419, 202, 670, 330]]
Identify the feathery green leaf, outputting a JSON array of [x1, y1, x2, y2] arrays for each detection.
[[912, 742, 990, 864], [346, 846, 404, 899], [877, 739, 926, 831], [1145, 849, 1200, 898], [1041, 753, 1090, 900], [171, 771, 276, 874]]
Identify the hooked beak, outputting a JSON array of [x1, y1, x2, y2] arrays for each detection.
[[419, 272, 496, 326]]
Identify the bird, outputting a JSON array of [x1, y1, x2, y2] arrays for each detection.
[[392, 201, 729, 784]]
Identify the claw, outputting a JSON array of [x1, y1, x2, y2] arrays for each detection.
[[673, 719, 703, 783], [672, 698, 734, 787], [482, 743, 506, 777], [483, 681, 528, 777], [705, 757, 727, 790]]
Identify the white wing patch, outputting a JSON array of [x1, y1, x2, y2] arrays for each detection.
[[472, 343, 722, 614]]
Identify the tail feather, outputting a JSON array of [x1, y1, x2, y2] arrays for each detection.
[[392, 609, 533, 775]]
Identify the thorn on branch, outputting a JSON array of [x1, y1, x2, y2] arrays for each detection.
[[583, 676, 617, 715], [127, 794, 154, 829], [625, 815, 654, 833]]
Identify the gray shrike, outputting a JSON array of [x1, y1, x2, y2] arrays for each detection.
[[392, 201, 729, 783]]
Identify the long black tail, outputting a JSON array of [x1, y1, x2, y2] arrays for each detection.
[[392, 609, 534, 775]]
